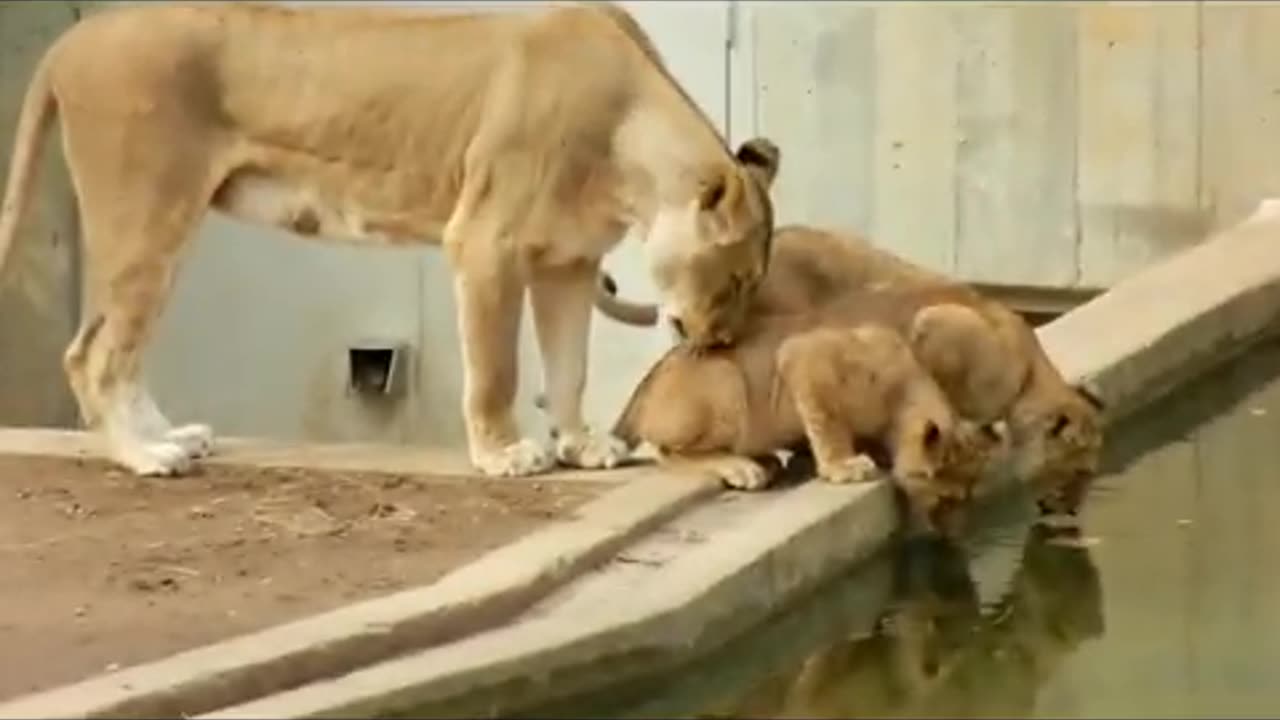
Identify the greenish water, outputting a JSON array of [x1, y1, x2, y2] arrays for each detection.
[[548, 336, 1280, 719]]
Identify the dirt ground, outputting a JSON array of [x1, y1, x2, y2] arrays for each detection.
[[0, 454, 606, 700]]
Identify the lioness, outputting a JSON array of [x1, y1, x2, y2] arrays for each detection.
[[0, 2, 778, 478], [602, 224, 1105, 512], [611, 315, 1000, 530]]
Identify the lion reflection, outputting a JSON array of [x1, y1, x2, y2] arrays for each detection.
[[702, 524, 1104, 719]]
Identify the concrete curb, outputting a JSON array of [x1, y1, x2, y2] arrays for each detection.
[[1040, 199, 1280, 423], [0, 470, 720, 719], [188, 201, 1280, 719], [201, 480, 900, 719]]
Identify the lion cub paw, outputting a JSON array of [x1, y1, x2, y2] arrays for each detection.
[[472, 438, 556, 478], [713, 456, 773, 491], [554, 430, 630, 470], [818, 454, 882, 485]]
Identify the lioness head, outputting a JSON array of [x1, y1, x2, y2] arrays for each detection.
[[1009, 383, 1106, 515], [647, 137, 780, 350]]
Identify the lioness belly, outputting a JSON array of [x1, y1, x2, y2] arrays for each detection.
[[211, 171, 437, 246]]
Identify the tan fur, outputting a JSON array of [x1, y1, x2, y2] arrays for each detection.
[[0, 2, 779, 477], [605, 224, 1105, 510], [612, 317, 999, 530]]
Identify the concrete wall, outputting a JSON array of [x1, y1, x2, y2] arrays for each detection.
[[730, 1, 1280, 291], [0, 2, 82, 428], [13, 0, 1280, 449]]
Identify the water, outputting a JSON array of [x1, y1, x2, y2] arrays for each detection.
[[541, 335, 1280, 719]]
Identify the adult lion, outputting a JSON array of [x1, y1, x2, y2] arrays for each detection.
[[0, 2, 778, 477], [602, 223, 1105, 512]]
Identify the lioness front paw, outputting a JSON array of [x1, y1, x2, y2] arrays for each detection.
[[167, 423, 215, 459], [471, 438, 556, 478], [819, 454, 882, 485], [115, 440, 193, 477], [554, 430, 630, 470], [713, 456, 772, 491]]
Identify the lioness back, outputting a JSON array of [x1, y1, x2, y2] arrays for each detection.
[[44, 2, 645, 237]]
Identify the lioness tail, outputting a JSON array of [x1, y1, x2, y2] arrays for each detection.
[[0, 55, 57, 285]]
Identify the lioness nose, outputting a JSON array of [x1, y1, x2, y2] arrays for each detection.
[[669, 316, 687, 340]]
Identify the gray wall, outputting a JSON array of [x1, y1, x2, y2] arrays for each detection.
[[730, 2, 1280, 291], [0, 2, 82, 428]]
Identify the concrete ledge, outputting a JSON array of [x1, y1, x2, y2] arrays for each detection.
[[189, 201, 1280, 719], [200, 481, 899, 719], [0, 428, 647, 483], [1041, 200, 1280, 423], [0, 465, 719, 719]]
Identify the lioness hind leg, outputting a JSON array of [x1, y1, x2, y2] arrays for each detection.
[[66, 314, 209, 456], [63, 314, 105, 429], [61, 115, 221, 475], [776, 328, 883, 485], [77, 288, 194, 477], [529, 262, 628, 470]]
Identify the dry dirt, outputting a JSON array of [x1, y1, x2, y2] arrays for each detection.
[[0, 454, 606, 700]]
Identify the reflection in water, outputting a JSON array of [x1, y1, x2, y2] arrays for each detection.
[[700, 525, 1103, 719]]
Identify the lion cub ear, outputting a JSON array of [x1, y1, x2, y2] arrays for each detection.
[[734, 136, 781, 189]]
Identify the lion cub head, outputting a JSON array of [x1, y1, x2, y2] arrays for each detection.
[[1009, 383, 1106, 515], [647, 137, 780, 350], [899, 417, 1009, 536]]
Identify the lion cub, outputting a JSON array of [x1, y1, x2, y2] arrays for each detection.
[[756, 227, 1107, 513], [613, 316, 1000, 528]]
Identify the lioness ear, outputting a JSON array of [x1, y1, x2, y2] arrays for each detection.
[[698, 168, 743, 217], [735, 136, 781, 189]]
